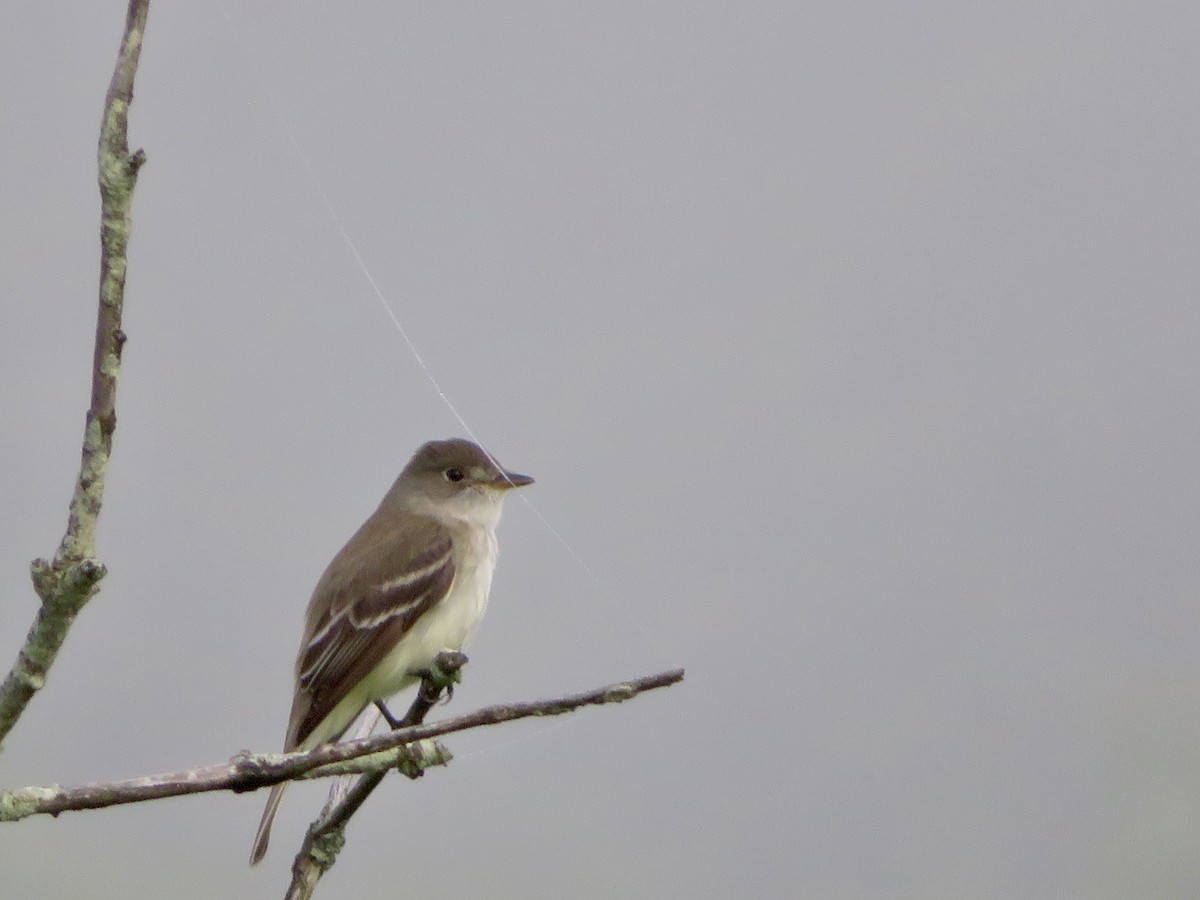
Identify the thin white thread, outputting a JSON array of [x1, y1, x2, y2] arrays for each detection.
[[213, 3, 673, 667], [216, 5, 478, 442]]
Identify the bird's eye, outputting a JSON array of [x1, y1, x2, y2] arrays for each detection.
[[444, 467, 465, 483]]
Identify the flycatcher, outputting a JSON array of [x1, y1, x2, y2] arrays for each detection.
[[249, 437, 533, 864]]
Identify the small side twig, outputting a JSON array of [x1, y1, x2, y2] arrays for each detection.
[[286, 651, 467, 900], [0, 668, 684, 822], [0, 0, 150, 750]]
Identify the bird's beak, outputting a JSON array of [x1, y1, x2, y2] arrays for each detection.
[[492, 470, 534, 489]]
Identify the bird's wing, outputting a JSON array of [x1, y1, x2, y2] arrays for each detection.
[[288, 519, 456, 747]]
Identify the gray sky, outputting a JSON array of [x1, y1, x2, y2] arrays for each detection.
[[3, 2, 1200, 898]]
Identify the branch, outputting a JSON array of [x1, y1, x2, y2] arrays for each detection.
[[0, 0, 150, 749], [0, 668, 684, 823], [286, 652, 468, 900]]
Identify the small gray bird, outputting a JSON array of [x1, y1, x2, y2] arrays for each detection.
[[250, 437, 532, 864]]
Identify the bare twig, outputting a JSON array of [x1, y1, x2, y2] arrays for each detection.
[[0, 0, 150, 749], [0, 668, 684, 823], [286, 652, 467, 900]]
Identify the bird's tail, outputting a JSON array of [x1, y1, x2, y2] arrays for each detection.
[[249, 782, 287, 866]]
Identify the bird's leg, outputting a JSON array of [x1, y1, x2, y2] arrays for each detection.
[[379, 652, 470, 733], [374, 700, 405, 730]]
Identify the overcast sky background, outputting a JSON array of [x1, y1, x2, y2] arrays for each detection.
[[2, 2, 1200, 898]]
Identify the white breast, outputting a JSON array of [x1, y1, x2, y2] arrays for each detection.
[[356, 523, 498, 706], [406, 524, 498, 663]]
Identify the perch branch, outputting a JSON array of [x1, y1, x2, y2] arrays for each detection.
[[285, 651, 468, 900], [0, 668, 684, 823]]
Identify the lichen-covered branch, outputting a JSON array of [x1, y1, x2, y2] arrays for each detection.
[[286, 651, 467, 900], [0, 668, 684, 823], [0, 741, 453, 825], [0, 0, 149, 749]]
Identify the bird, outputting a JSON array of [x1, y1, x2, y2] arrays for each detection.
[[250, 437, 533, 864]]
